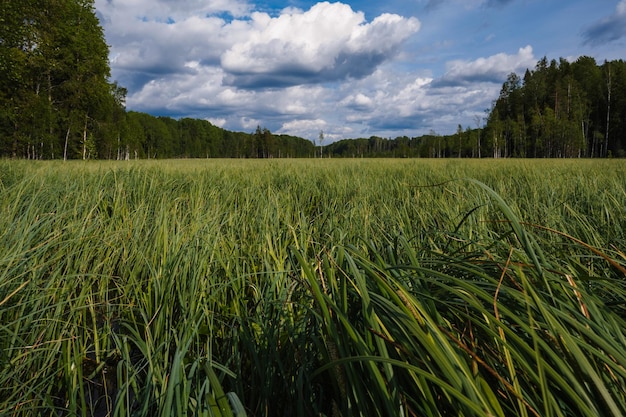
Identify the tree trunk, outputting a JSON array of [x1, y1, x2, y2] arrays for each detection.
[[605, 63, 611, 157], [48, 71, 53, 159], [82, 117, 88, 160], [64, 126, 70, 161]]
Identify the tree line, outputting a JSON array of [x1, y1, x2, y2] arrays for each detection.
[[326, 57, 626, 159], [1, 0, 624, 159], [119, 114, 316, 159]]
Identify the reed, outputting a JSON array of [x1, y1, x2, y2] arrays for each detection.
[[0, 159, 625, 416]]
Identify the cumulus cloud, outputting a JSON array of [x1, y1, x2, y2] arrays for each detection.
[[341, 93, 375, 111], [93, 0, 427, 139], [97, 12, 236, 90], [124, 43, 506, 141], [279, 119, 328, 138], [96, 0, 419, 92], [435, 45, 535, 86], [345, 69, 489, 136], [94, 0, 581, 142], [221, 3, 421, 88], [582, 0, 626, 45]]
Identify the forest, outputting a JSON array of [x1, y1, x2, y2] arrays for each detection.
[[1, 0, 625, 159], [326, 57, 626, 158], [485, 57, 626, 158]]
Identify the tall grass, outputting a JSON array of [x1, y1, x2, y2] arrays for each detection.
[[1, 159, 625, 416]]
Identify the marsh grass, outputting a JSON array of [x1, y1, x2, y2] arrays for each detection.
[[1, 159, 625, 416]]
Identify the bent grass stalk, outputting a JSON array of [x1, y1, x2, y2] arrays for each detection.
[[1, 159, 625, 416]]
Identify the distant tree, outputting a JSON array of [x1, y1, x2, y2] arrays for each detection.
[[571, 57, 602, 156], [604, 61, 611, 157], [456, 124, 463, 157], [474, 115, 482, 158]]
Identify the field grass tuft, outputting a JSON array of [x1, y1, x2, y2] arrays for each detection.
[[1, 159, 625, 416]]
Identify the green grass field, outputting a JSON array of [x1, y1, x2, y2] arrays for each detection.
[[1, 159, 625, 417]]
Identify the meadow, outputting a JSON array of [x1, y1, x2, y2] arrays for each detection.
[[1, 158, 625, 417]]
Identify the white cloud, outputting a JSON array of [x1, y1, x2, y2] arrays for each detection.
[[220, 2, 420, 87], [95, 0, 564, 142], [207, 117, 227, 128], [95, 1, 252, 87], [583, 0, 626, 45], [123, 46, 503, 141], [126, 66, 229, 113], [279, 119, 327, 136], [240, 116, 261, 130], [341, 93, 375, 111], [94, 0, 425, 139], [438, 45, 535, 86], [97, 0, 419, 90]]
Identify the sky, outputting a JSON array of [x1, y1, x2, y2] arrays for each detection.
[[95, 0, 626, 142]]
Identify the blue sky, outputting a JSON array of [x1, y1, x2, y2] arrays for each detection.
[[95, 0, 626, 142]]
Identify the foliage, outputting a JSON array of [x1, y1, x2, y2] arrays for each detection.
[[1, 159, 625, 416], [486, 57, 626, 158], [0, 0, 124, 160], [115, 113, 316, 159]]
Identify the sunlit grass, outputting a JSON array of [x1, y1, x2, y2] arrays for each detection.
[[1, 158, 625, 416]]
